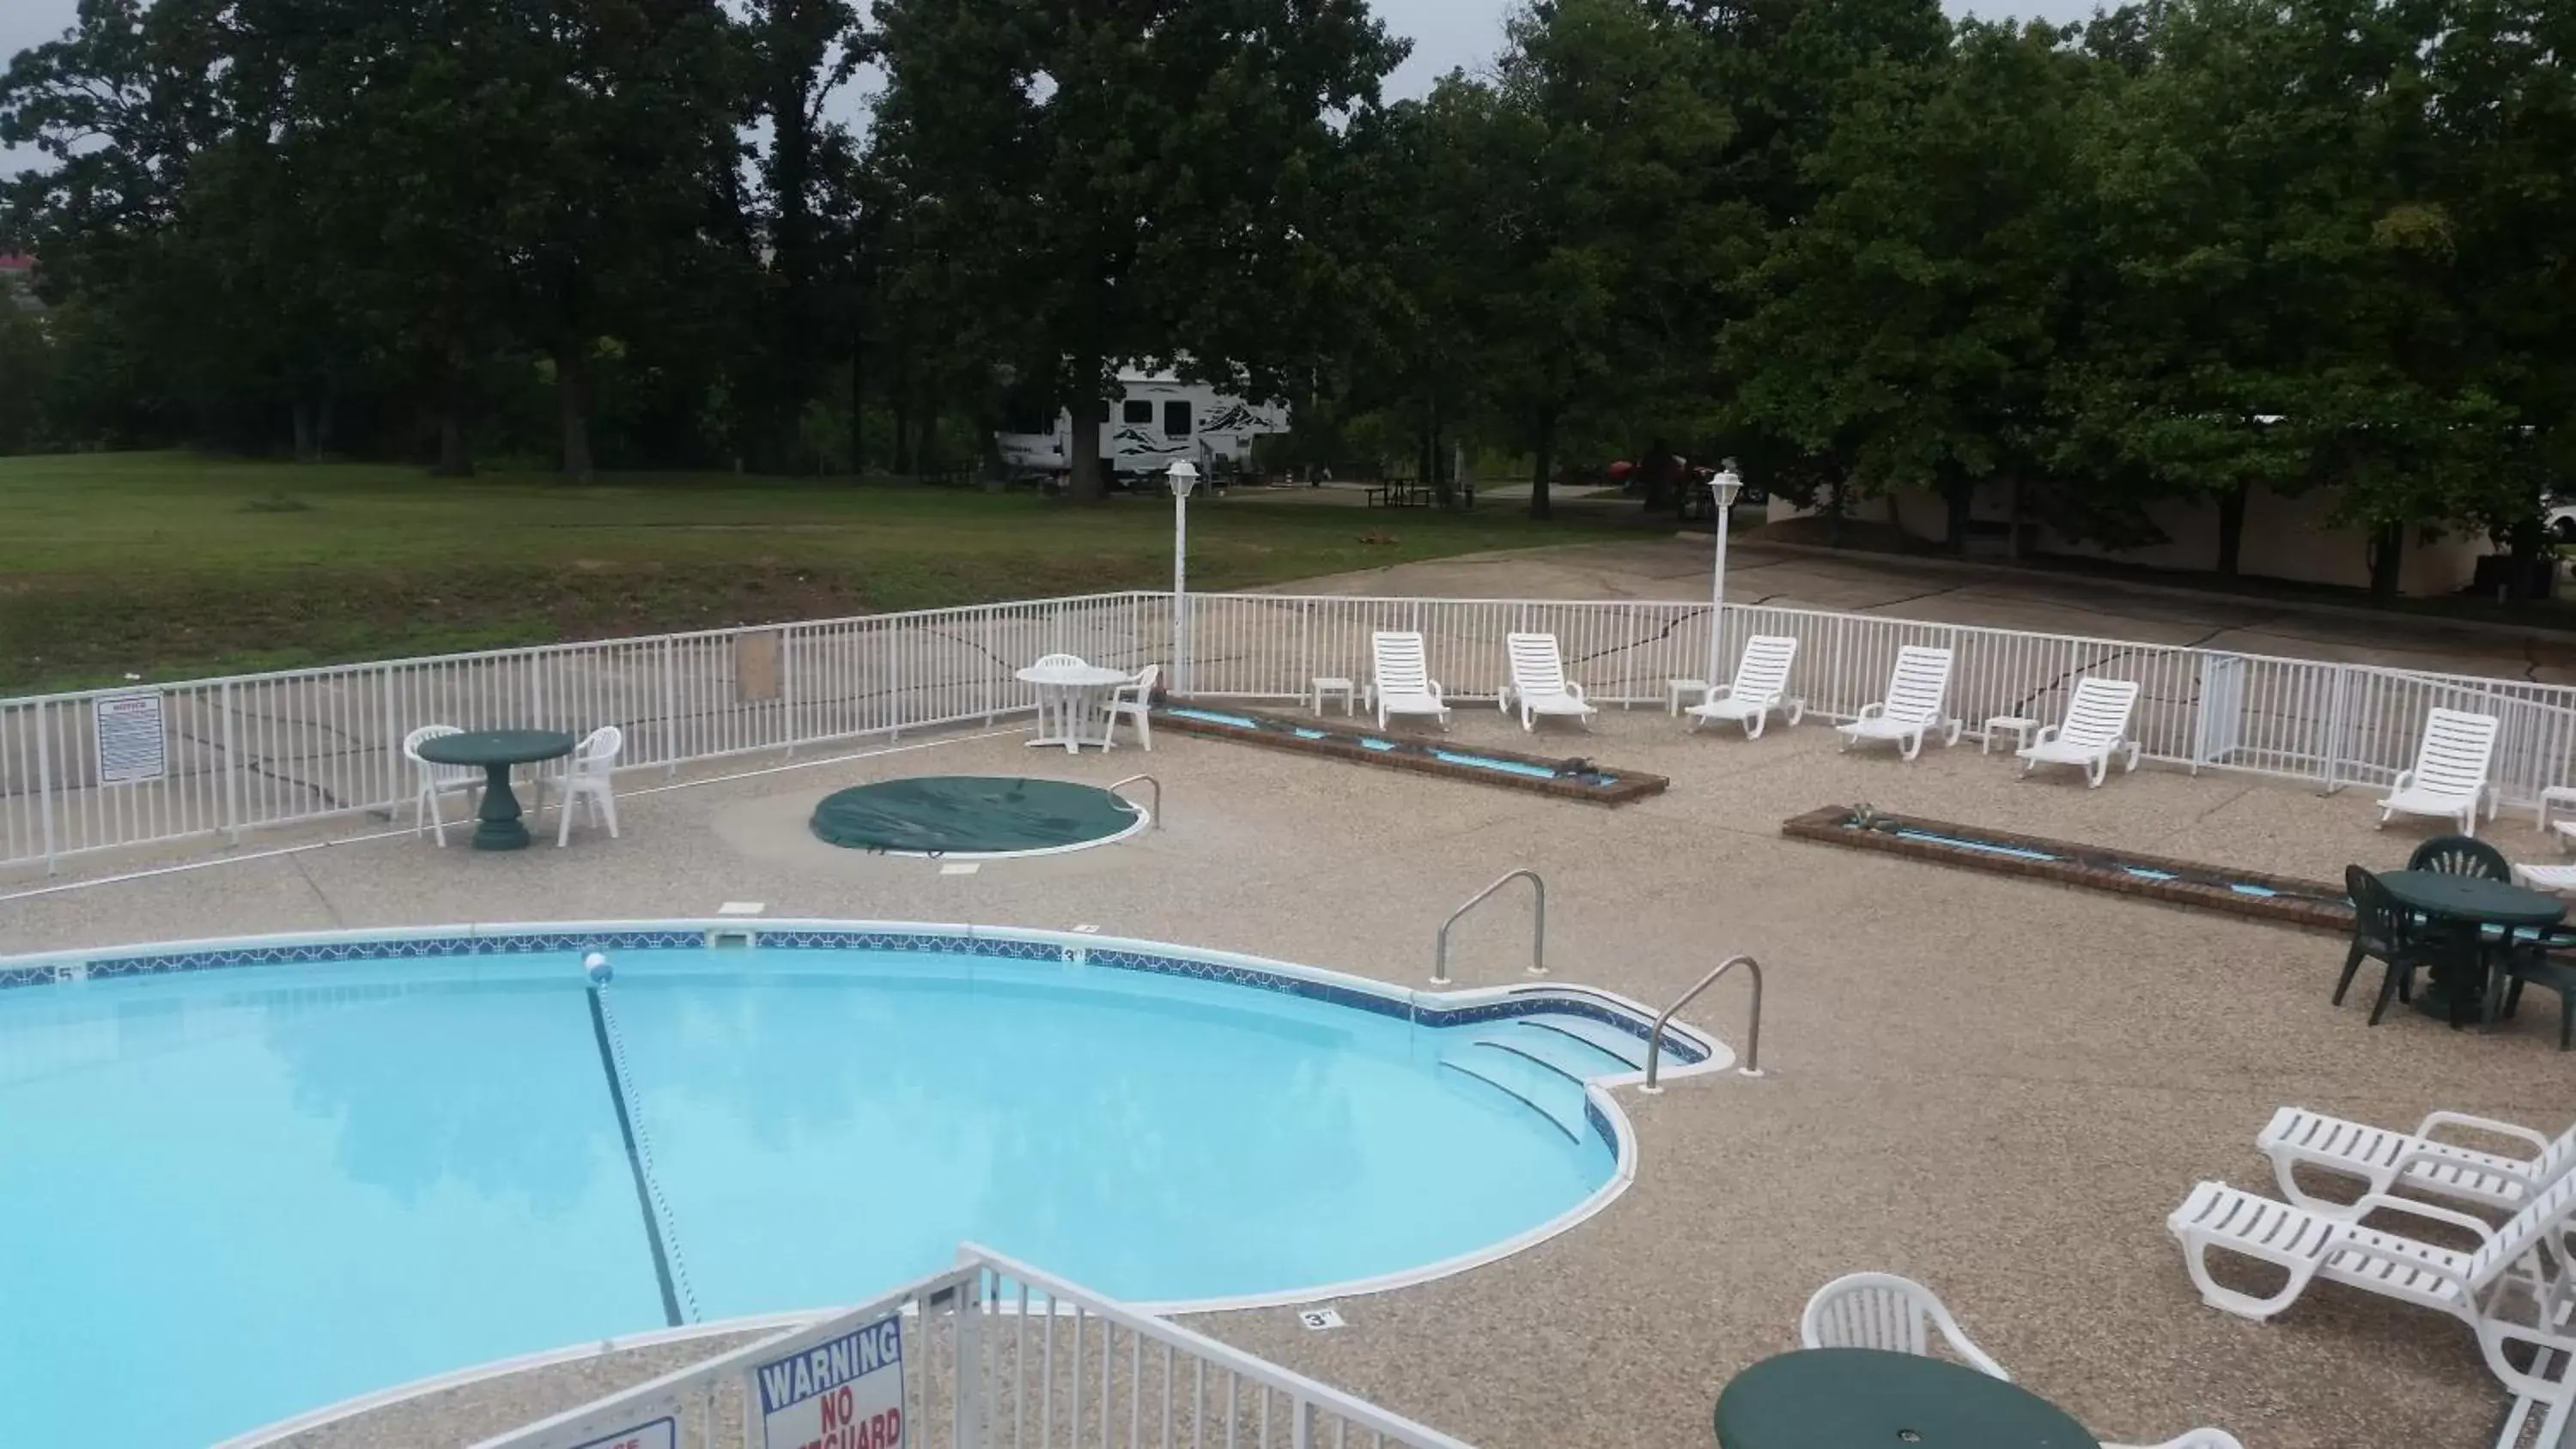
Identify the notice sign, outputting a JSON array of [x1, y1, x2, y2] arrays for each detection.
[[565, 1420, 676, 1449], [752, 1314, 904, 1449], [94, 691, 167, 785]]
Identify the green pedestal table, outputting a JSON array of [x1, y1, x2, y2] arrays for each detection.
[[414, 730, 576, 851], [2378, 870, 2566, 1025], [1715, 1349, 2099, 1449]]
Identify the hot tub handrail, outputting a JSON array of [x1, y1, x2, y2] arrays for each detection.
[[1432, 868, 1546, 984], [1642, 953, 1763, 1091], [1109, 773, 1163, 828]]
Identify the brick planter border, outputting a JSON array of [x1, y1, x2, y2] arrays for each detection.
[[1781, 804, 2352, 934], [1154, 704, 1668, 807]]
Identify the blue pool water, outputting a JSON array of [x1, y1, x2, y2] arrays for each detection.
[[0, 944, 1632, 1446]]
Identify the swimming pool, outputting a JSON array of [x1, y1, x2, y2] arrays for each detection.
[[0, 923, 1720, 1447]]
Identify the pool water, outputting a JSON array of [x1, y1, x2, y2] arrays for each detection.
[[0, 946, 1632, 1446]]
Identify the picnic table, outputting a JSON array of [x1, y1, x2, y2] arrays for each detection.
[[1015, 661, 1133, 754], [412, 730, 575, 851], [2379, 869, 2567, 1024], [1715, 1349, 2099, 1449]]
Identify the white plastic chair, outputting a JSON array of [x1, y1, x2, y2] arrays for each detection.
[[2257, 1105, 2576, 1214], [1499, 633, 1595, 731], [1686, 635, 1802, 738], [1103, 664, 1159, 751], [2104, 1432, 2245, 1449], [2379, 707, 2500, 837], [555, 725, 623, 846], [2016, 676, 2142, 787], [1370, 632, 1449, 730], [1835, 646, 1959, 761], [1797, 1272, 2008, 1380], [2167, 1173, 2576, 1407], [1033, 652, 1086, 670], [403, 724, 481, 848]]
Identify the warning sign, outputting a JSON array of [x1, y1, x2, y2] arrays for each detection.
[[94, 691, 167, 785], [751, 1314, 904, 1449]]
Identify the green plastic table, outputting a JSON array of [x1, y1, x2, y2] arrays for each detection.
[[2379, 870, 2567, 1024], [414, 730, 576, 851], [1715, 1349, 2099, 1449]]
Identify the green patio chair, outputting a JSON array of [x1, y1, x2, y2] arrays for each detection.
[[2409, 834, 2512, 879], [2336, 865, 2439, 1026]]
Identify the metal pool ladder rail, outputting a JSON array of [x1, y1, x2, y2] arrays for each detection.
[[1433, 869, 1546, 984], [1109, 773, 1163, 828], [1642, 953, 1764, 1091]]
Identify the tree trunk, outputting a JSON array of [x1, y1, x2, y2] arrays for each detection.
[[291, 400, 317, 464], [2005, 475, 2025, 561], [2215, 483, 2248, 578], [1067, 391, 1109, 501], [432, 369, 473, 476], [919, 399, 940, 473], [848, 349, 866, 477], [1942, 476, 1973, 556], [892, 395, 912, 476], [1528, 411, 1556, 522], [556, 342, 594, 482], [2367, 522, 2404, 603]]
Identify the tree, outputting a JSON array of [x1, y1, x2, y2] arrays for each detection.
[[870, 0, 1407, 500], [1724, 20, 2093, 553]]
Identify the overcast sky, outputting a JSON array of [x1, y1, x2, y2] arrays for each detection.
[[5, 0, 2102, 177]]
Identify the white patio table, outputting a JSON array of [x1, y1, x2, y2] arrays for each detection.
[[1015, 659, 1136, 754]]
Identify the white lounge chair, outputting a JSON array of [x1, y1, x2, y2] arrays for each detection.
[[1103, 664, 1158, 751], [555, 725, 623, 846], [2166, 1173, 2576, 1405], [2016, 677, 2142, 787], [1498, 633, 1595, 731], [2257, 1105, 2576, 1214], [2105, 1433, 2245, 1449], [1370, 631, 1449, 731], [1686, 635, 1802, 738], [2379, 706, 2500, 837], [403, 724, 482, 848], [1835, 646, 1959, 761], [1798, 1272, 2008, 1380]]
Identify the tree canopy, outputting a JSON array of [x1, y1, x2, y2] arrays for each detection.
[[3, 0, 2572, 591]]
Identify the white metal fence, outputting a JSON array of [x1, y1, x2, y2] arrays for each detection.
[[469, 1245, 1473, 1449], [0, 593, 1167, 873], [8, 586, 2575, 873], [1178, 591, 2576, 809]]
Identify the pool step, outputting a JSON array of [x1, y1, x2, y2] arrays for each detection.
[[1438, 1040, 1594, 1141], [1506, 1013, 1648, 1072]]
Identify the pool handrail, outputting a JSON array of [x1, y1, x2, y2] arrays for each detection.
[[1108, 773, 1163, 828], [1643, 953, 1763, 1090], [1433, 868, 1546, 984]]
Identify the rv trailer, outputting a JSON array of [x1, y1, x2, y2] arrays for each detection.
[[995, 367, 1289, 483]]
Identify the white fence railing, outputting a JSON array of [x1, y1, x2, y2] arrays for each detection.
[[9, 586, 2576, 873], [0, 593, 1167, 873], [1178, 592, 2576, 809], [469, 1245, 1473, 1449]]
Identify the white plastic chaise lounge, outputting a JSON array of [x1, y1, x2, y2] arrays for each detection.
[[2257, 1105, 2576, 1214], [1686, 635, 1802, 739], [1835, 646, 1960, 761], [1498, 633, 1595, 732], [1369, 631, 1450, 731], [2166, 1173, 2576, 1404], [1798, 1272, 2008, 1380], [2379, 706, 2501, 837], [2016, 677, 2142, 788], [2104, 1433, 2245, 1449]]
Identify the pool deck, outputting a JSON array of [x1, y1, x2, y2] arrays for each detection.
[[4, 705, 2568, 1449]]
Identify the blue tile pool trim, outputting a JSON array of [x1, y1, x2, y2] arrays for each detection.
[[0, 924, 1716, 1075]]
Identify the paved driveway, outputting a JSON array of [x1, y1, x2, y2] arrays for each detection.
[[1273, 535, 2576, 685]]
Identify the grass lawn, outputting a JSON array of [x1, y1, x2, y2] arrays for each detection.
[[0, 452, 1622, 693]]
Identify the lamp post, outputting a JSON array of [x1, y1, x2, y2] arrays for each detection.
[[1706, 461, 1744, 682], [1168, 459, 1199, 696]]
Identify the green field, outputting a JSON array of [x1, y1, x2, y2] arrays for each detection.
[[0, 453, 1612, 693]]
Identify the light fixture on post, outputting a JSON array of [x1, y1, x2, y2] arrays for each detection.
[[1168, 460, 1200, 696], [1706, 461, 1745, 682]]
